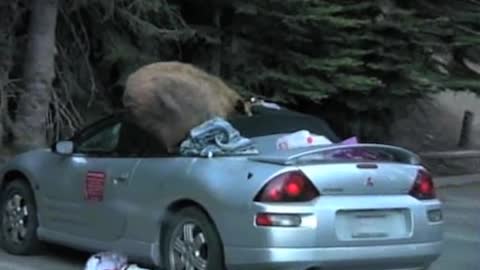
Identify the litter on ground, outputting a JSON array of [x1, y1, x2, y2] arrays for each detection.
[[84, 252, 149, 270]]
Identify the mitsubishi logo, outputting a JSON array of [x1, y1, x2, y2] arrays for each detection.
[[366, 177, 374, 187]]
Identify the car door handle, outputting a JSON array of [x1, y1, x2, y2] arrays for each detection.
[[113, 173, 129, 184]]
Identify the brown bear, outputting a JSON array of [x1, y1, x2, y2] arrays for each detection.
[[122, 61, 247, 154]]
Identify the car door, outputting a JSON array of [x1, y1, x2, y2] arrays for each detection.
[[42, 116, 140, 242]]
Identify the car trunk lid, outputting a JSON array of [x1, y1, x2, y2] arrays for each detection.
[[300, 162, 419, 195], [249, 143, 420, 166], [250, 144, 421, 195]]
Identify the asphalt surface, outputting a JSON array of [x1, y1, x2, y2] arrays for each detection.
[[0, 183, 478, 270], [430, 183, 480, 270]]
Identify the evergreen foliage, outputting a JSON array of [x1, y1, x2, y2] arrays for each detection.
[[0, 0, 479, 142]]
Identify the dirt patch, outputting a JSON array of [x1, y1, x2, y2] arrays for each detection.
[[387, 96, 480, 176]]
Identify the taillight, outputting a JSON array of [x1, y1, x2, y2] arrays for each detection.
[[255, 213, 302, 227], [409, 169, 435, 200], [254, 171, 320, 202]]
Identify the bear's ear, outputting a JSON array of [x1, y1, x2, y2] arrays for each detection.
[[234, 99, 246, 114], [233, 99, 255, 117]]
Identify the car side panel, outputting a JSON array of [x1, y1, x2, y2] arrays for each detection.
[[0, 151, 443, 270], [123, 156, 443, 259], [119, 156, 282, 264], [0, 150, 143, 252], [0, 149, 59, 228], [0, 150, 280, 266], [41, 155, 139, 241]]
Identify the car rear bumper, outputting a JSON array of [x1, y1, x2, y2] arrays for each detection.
[[225, 241, 442, 270]]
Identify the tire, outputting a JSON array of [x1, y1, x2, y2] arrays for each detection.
[[162, 207, 225, 270], [0, 179, 40, 255]]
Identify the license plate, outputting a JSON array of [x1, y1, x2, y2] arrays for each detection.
[[351, 213, 389, 238], [336, 209, 410, 240]]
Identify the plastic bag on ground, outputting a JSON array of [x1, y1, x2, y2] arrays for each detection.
[[276, 130, 332, 150], [85, 252, 150, 270]]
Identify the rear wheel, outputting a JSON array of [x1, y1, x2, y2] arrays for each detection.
[[163, 207, 224, 270], [0, 179, 40, 255]]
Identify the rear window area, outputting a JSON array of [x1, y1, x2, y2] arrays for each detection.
[[229, 107, 340, 143]]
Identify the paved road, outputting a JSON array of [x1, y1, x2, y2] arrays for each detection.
[[0, 184, 478, 270], [430, 183, 480, 270]]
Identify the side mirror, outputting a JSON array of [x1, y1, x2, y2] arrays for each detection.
[[55, 141, 74, 155]]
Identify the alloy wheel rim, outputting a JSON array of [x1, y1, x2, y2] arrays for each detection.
[[169, 222, 208, 270], [2, 193, 29, 244]]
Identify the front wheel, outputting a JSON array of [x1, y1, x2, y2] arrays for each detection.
[[0, 179, 40, 255], [163, 207, 225, 270]]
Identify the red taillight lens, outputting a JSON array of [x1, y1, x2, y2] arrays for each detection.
[[254, 171, 320, 202], [255, 213, 302, 227], [409, 169, 435, 200], [255, 213, 273, 226]]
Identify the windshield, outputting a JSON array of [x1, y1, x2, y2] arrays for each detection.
[[229, 107, 340, 143]]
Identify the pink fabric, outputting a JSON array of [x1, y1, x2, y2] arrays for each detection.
[[340, 136, 358, 145]]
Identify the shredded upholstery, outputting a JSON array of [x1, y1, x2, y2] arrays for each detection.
[[180, 117, 259, 157]]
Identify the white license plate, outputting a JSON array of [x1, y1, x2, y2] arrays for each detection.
[[336, 209, 410, 240], [351, 213, 389, 238]]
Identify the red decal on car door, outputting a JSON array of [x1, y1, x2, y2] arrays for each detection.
[[85, 171, 106, 202]]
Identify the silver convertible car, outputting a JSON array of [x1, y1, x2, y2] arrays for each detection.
[[0, 107, 443, 270]]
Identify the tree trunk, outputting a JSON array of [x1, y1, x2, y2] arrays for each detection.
[[211, 7, 222, 76], [14, 0, 58, 151], [0, 2, 18, 145]]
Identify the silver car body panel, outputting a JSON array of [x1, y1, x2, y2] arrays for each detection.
[[0, 132, 443, 269]]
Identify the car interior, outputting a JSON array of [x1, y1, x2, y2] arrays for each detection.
[[60, 106, 340, 158]]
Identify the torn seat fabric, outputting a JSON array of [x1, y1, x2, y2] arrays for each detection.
[[180, 117, 259, 157]]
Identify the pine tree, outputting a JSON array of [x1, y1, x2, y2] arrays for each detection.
[[1, 0, 478, 145], [224, 0, 480, 140]]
